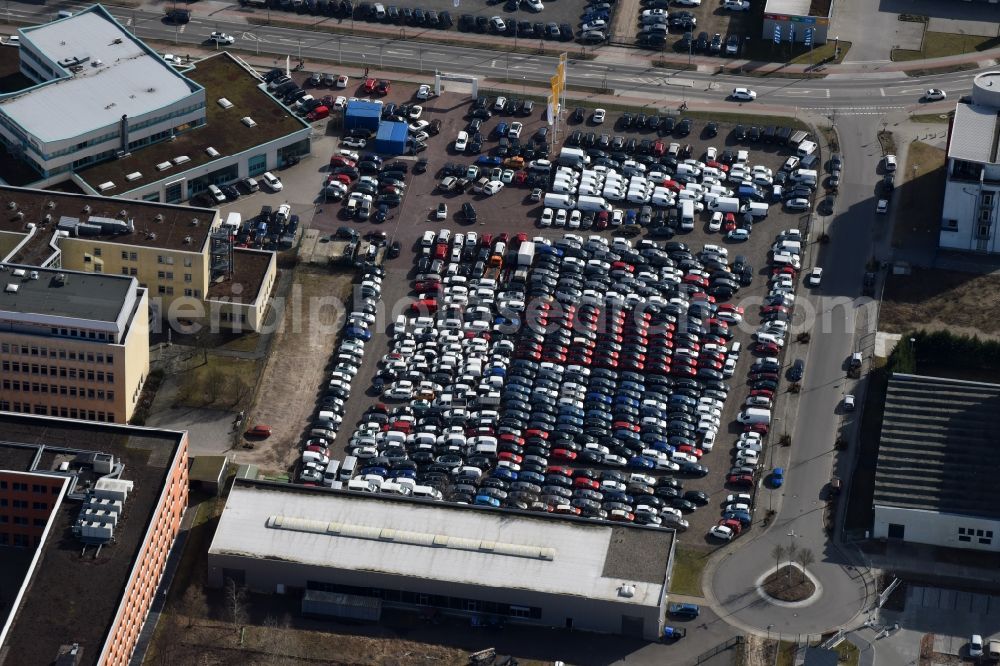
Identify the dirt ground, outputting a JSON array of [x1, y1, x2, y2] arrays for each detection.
[[238, 267, 354, 474], [892, 140, 945, 253], [880, 269, 1000, 340]]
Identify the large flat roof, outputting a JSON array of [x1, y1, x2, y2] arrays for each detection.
[[874, 373, 1000, 519], [210, 481, 672, 607], [0, 265, 133, 323], [764, 0, 832, 18], [207, 248, 272, 301], [0, 185, 217, 257], [0, 412, 185, 666], [949, 101, 1000, 165], [78, 53, 309, 193], [1, 6, 199, 144]]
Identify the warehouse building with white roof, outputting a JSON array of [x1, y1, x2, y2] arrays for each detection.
[[208, 480, 676, 640]]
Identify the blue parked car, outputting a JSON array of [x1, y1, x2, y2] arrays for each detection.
[[723, 510, 752, 526], [492, 467, 518, 482], [537, 244, 564, 256], [668, 602, 700, 619], [345, 325, 371, 340], [772, 467, 785, 487], [476, 155, 501, 166], [475, 494, 501, 507], [627, 456, 656, 470], [495, 122, 508, 137], [662, 626, 687, 640]]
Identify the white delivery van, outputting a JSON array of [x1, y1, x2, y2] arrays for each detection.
[[709, 197, 741, 213], [412, 485, 444, 500], [544, 193, 576, 209], [773, 239, 801, 254], [347, 478, 378, 493], [577, 195, 612, 212], [676, 163, 701, 178], [339, 455, 358, 481], [550, 181, 576, 195], [680, 200, 695, 230], [746, 201, 769, 218], [737, 407, 772, 425], [772, 252, 801, 269]]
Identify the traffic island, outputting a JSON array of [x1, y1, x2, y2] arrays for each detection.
[[756, 563, 822, 608]]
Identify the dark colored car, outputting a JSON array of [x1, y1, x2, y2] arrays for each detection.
[[788, 359, 805, 381]]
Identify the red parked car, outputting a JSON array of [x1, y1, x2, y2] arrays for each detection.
[[362, 77, 377, 92]]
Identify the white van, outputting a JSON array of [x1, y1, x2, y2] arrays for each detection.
[[789, 169, 818, 187], [797, 140, 818, 156], [680, 200, 695, 231], [339, 455, 358, 481], [676, 163, 701, 178], [746, 201, 769, 218], [772, 252, 801, 269], [708, 197, 740, 213], [773, 239, 801, 254], [543, 192, 576, 209], [577, 195, 612, 212], [347, 478, 378, 493]]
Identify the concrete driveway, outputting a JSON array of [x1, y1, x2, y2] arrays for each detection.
[[832, 0, 924, 63]]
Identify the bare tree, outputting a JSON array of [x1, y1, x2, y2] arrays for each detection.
[[797, 548, 816, 585], [786, 543, 798, 582], [770, 544, 786, 574], [224, 578, 248, 629]]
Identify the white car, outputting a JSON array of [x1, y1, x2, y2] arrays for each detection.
[[727, 493, 752, 504], [342, 136, 367, 149], [731, 87, 757, 101], [876, 199, 889, 214], [722, 0, 750, 8], [555, 209, 568, 227], [924, 88, 946, 101], [581, 19, 607, 32], [674, 0, 701, 5], [727, 228, 750, 242], [539, 207, 554, 227], [883, 154, 897, 172], [483, 181, 504, 196], [489, 16, 506, 31], [806, 267, 823, 286], [844, 394, 856, 411], [523, 0, 544, 10], [508, 121, 523, 138], [592, 108, 606, 124], [260, 171, 282, 192], [408, 105, 423, 120], [409, 119, 430, 133], [642, 8, 667, 17], [709, 525, 734, 541], [333, 95, 348, 109], [786, 198, 810, 212], [454, 130, 469, 152], [416, 84, 432, 99], [709, 211, 723, 232], [209, 31, 235, 45]]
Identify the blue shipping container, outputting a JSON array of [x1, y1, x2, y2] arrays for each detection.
[[374, 121, 409, 155], [344, 100, 382, 132]]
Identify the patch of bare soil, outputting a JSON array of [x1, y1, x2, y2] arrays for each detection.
[[762, 566, 815, 603], [880, 269, 1000, 340]]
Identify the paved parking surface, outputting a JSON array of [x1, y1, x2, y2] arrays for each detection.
[[293, 79, 822, 545]]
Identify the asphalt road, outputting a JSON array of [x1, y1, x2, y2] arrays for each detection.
[[2, 1, 987, 114]]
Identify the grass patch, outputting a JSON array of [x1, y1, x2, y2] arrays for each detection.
[[669, 544, 710, 597], [910, 111, 952, 124], [834, 640, 861, 666], [775, 641, 797, 666], [892, 140, 945, 249], [216, 333, 262, 354], [762, 566, 816, 602], [892, 31, 1000, 61], [174, 355, 260, 410], [905, 62, 979, 78]]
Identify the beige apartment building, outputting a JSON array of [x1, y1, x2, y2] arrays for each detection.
[[0, 185, 276, 332], [0, 266, 149, 423]]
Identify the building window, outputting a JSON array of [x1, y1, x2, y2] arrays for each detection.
[[121, 267, 130, 276], [184, 273, 192, 283], [121, 251, 129, 260], [130, 267, 138, 276], [958, 527, 972, 543], [157, 255, 164, 264], [94, 248, 102, 257]]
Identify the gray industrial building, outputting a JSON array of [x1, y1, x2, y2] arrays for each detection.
[[872, 373, 1000, 552], [761, 0, 832, 46], [208, 480, 676, 640]]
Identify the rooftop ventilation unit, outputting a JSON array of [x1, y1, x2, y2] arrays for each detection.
[[54, 273, 67, 285], [241, 116, 257, 128], [12, 268, 25, 277], [98, 181, 116, 193], [29, 271, 38, 280], [125, 171, 142, 182], [183, 235, 192, 244], [217, 97, 233, 109], [155, 161, 172, 171], [82, 205, 91, 214], [172, 155, 190, 165], [191, 218, 200, 226], [205, 147, 220, 158], [154, 214, 164, 222], [45, 200, 55, 209], [7, 201, 16, 210], [4, 283, 18, 293]]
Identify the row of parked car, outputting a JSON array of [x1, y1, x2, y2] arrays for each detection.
[[338, 229, 752, 526], [298, 261, 385, 485]]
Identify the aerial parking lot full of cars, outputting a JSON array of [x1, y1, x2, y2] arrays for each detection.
[[290, 83, 826, 545]]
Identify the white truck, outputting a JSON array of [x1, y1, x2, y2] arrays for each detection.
[[517, 241, 536, 267]]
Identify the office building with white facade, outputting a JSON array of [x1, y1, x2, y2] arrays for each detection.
[[940, 71, 1000, 253], [0, 5, 310, 202]]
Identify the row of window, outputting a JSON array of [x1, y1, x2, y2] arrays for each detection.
[[1, 381, 115, 401], [0, 482, 57, 494], [0, 344, 115, 362], [0, 515, 45, 526], [957, 527, 993, 545], [0, 533, 36, 547], [0, 401, 114, 421], [119, 266, 194, 284], [0, 499, 48, 509], [1, 362, 115, 382], [126, 250, 194, 268]]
